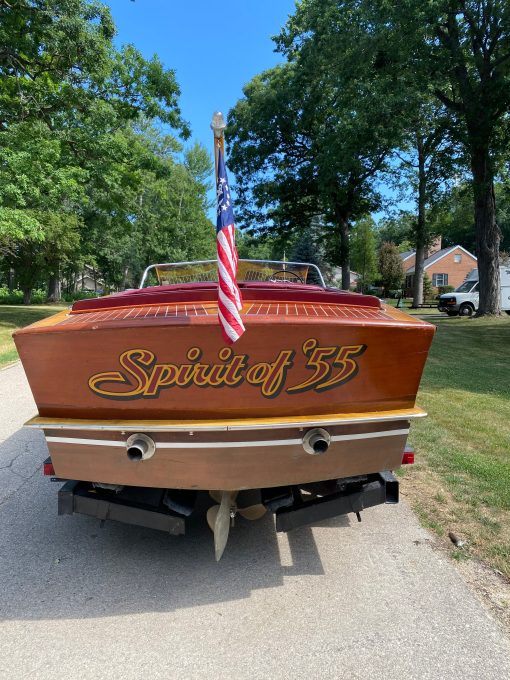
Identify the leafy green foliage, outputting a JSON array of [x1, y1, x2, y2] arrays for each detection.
[[350, 217, 378, 292], [378, 242, 404, 294], [438, 285, 455, 295], [236, 232, 279, 261], [228, 1, 410, 288], [423, 273, 434, 300], [366, 0, 510, 313], [289, 233, 327, 286], [431, 182, 510, 254], [228, 0, 510, 309], [77, 126, 215, 290], [376, 216, 414, 250], [0, 0, 189, 134], [0, 286, 47, 305], [0, 0, 211, 301], [228, 65, 322, 236]]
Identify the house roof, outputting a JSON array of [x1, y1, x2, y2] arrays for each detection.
[[406, 245, 476, 274], [400, 250, 415, 261]]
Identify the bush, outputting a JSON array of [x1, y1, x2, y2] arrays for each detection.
[[61, 290, 99, 302], [0, 287, 101, 305], [0, 287, 47, 304], [31, 289, 47, 304], [423, 273, 434, 300], [367, 286, 384, 296], [438, 285, 455, 295]]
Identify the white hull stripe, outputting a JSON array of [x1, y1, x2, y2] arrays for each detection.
[[46, 429, 409, 449]]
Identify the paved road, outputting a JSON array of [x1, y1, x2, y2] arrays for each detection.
[[0, 362, 509, 680]]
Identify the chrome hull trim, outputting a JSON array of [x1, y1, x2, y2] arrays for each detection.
[[46, 428, 410, 449]]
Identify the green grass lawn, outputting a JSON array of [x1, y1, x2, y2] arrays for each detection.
[[384, 298, 441, 315], [0, 305, 67, 367], [400, 316, 510, 577]]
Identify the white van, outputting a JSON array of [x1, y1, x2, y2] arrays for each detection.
[[438, 266, 510, 316]]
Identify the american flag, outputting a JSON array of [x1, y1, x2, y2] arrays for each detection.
[[216, 148, 245, 344]]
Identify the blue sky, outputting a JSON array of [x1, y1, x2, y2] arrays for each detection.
[[106, 1, 407, 224], [107, 0, 296, 216]]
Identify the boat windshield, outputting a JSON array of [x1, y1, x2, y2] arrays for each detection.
[[139, 259, 326, 288]]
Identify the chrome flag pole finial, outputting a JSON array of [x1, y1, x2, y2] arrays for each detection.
[[211, 111, 226, 138], [211, 111, 226, 182]]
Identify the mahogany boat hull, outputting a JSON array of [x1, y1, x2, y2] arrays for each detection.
[[14, 282, 435, 489], [14, 308, 434, 420]]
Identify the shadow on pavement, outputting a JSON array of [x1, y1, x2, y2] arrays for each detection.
[[0, 428, 351, 622]]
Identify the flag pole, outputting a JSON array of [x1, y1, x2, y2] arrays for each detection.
[[211, 111, 226, 182], [211, 109, 246, 345]]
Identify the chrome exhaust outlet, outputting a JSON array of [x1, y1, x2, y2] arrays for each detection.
[[302, 428, 331, 455], [126, 433, 156, 461]]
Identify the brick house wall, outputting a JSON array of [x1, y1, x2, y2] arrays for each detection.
[[404, 245, 477, 296], [426, 248, 477, 289]]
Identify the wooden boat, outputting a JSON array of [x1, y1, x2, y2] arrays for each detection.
[[15, 259, 435, 492]]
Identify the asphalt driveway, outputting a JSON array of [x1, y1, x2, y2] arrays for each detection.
[[0, 362, 509, 680]]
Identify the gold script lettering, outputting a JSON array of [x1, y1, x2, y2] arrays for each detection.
[[88, 341, 364, 400]]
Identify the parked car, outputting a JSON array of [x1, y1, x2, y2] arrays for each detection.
[[438, 266, 510, 316]]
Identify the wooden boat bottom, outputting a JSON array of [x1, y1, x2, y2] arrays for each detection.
[[42, 419, 411, 490]]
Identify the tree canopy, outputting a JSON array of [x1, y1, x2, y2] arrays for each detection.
[[3, 0, 510, 314], [0, 0, 214, 302], [228, 1, 409, 289], [228, 0, 510, 313]]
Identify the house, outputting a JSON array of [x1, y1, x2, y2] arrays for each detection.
[[72, 265, 105, 293], [401, 237, 477, 296]]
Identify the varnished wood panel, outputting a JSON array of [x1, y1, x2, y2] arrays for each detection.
[[26, 405, 426, 431], [46, 426, 409, 490], [15, 320, 434, 420]]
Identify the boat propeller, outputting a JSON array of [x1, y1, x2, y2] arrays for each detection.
[[206, 490, 266, 561]]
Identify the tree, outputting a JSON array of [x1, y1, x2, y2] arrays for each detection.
[[0, 0, 196, 301], [368, 0, 510, 314], [275, 1, 424, 288], [81, 126, 215, 290], [393, 101, 459, 307], [423, 272, 434, 300], [350, 217, 378, 292], [289, 232, 327, 285], [227, 64, 326, 260], [228, 62, 390, 288], [378, 242, 404, 296], [282, 3, 458, 306], [430, 180, 510, 254], [228, 0, 407, 289], [376, 216, 414, 250], [10, 212, 81, 304], [0, 119, 87, 302], [0, 119, 87, 229], [236, 232, 278, 261], [0, 0, 188, 134]]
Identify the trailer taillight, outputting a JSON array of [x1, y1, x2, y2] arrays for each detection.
[[402, 447, 415, 465], [43, 457, 55, 476]]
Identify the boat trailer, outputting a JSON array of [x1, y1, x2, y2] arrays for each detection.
[[51, 461, 402, 538]]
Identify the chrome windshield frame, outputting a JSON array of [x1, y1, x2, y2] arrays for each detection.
[[139, 259, 326, 289]]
